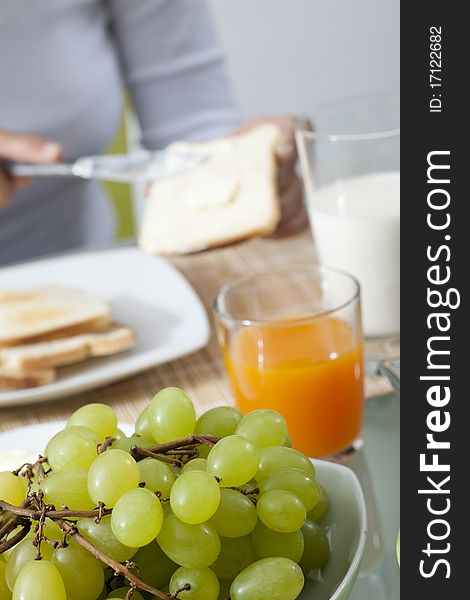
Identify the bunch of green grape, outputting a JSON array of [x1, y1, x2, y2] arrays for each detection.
[[0, 387, 331, 600]]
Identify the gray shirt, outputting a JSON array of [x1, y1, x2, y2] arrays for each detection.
[[0, 0, 239, 266]]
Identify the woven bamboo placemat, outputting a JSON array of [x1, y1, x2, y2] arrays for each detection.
[[0, 231, 394, 433]]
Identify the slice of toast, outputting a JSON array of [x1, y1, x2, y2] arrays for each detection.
[[0, 324, 135, 371], [0, 366, 56, 390], [0, 287, 112, 348], [139, 124, 282, 254]]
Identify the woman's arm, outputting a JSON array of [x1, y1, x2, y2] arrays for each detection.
[[107, 0, 240, 149]]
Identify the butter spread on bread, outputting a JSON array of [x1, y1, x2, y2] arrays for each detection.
[[140, 124, 282, 254]]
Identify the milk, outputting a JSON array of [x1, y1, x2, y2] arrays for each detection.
[[307, 172, 400, 337]]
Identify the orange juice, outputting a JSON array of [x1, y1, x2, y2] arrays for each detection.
[[223, 317, 364, 457]]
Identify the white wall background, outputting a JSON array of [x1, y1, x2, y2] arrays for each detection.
[[208, 0, 400, 120]]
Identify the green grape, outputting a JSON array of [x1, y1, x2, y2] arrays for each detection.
[[67, 403, 118, 441], [170, 464, 182, 478], [181, 459, 207, 474], [111, 487, 163, 547], [66, 425, 97, 441], [284, 435, 293, 448], [149, 388, 196, 443], [87, 449, 140, 507], [307, 484, 329, 521], [6, 538, 53, 591], [19, 475, 30, 496], [135, 405, 154, 439], [45, 426, 98, 472], [42, 519, 64, 543], [52, 543, 104, 600], [132, 540, 178, 589], [209, 489, 257, 538], [230, 557, 304, 600], [43, 469, 95, 511], [1, 528, 34, 562], [258, 468, 320, 511], [256, 447, 315, 481], [207, 436, 259, 487], [257, 490, 306, 533], [170, 471, 220, 524], [195, 407, 242, 438], [169, 567, 220, 600], [77, 515, 137, 563], [138, 458, 175, 496], [107, 588, 144, 600], [111, 434, 153, 454], [299, 520, 330, 572], [211, 536, 256, 582], [235, 410, 288, 449], [157, 514, 220, 568], [12, 560, 66, 600], [251, 522, 304, 562], [0, 560, 11, 600], [114, 428, 126, 440], [0, 472, 24, 506]]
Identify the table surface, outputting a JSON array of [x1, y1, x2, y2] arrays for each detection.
[[0, 230, 399, 598], [348, 393, 400, 600], [0, 230, 392, 432]]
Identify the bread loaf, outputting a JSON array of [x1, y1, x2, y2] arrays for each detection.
[[140, 124, 282, 254], [0, 366, 56, 390], [0, 287, 111, 347], [0, 324, 135, 371]]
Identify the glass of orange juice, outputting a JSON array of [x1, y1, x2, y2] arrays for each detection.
[[213, 266, 364, 458]]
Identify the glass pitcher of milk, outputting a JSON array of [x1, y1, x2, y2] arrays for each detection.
[[296, 93, 400, 346]]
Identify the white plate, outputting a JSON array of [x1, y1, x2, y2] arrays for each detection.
[[0, 247, 209, 407], [0, 422, 366, 600]]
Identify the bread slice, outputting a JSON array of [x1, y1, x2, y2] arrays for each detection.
[[139, 124, 282, 254], [0, 366, 56, 390], [0, 324, 135, 371], [0, 287, 112, 348]]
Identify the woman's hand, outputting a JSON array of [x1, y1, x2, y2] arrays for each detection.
[[231, 116, 312, 237], [0, 129, 62, 207]]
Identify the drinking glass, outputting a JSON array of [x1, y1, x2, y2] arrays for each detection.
[[213, 266, 364, 458], [296, 93, 400, 359]]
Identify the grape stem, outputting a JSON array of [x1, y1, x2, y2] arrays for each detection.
[[34, 497, 47, 560], [167, 449, 198, 457], [231, 486, 259, 496], [131, 446, 184, 467], [169, 584, 191, 598], [130, 434, 220, 466], [0, 499, 173, 599], [0, 513, 22, 540], [54, 519, 171, 600], [0, 497, 32, 539], [0, 515, 22, 540], [97, 436, 116, 454], [0, 500, 113, 522], [133, 434, 220, 456], [0, 436, 223, 599], [0, 522, 31, 554], [13, 456, 48, 477]]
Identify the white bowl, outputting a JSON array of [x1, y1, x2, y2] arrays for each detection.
[[300, 460, 367, 600]]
